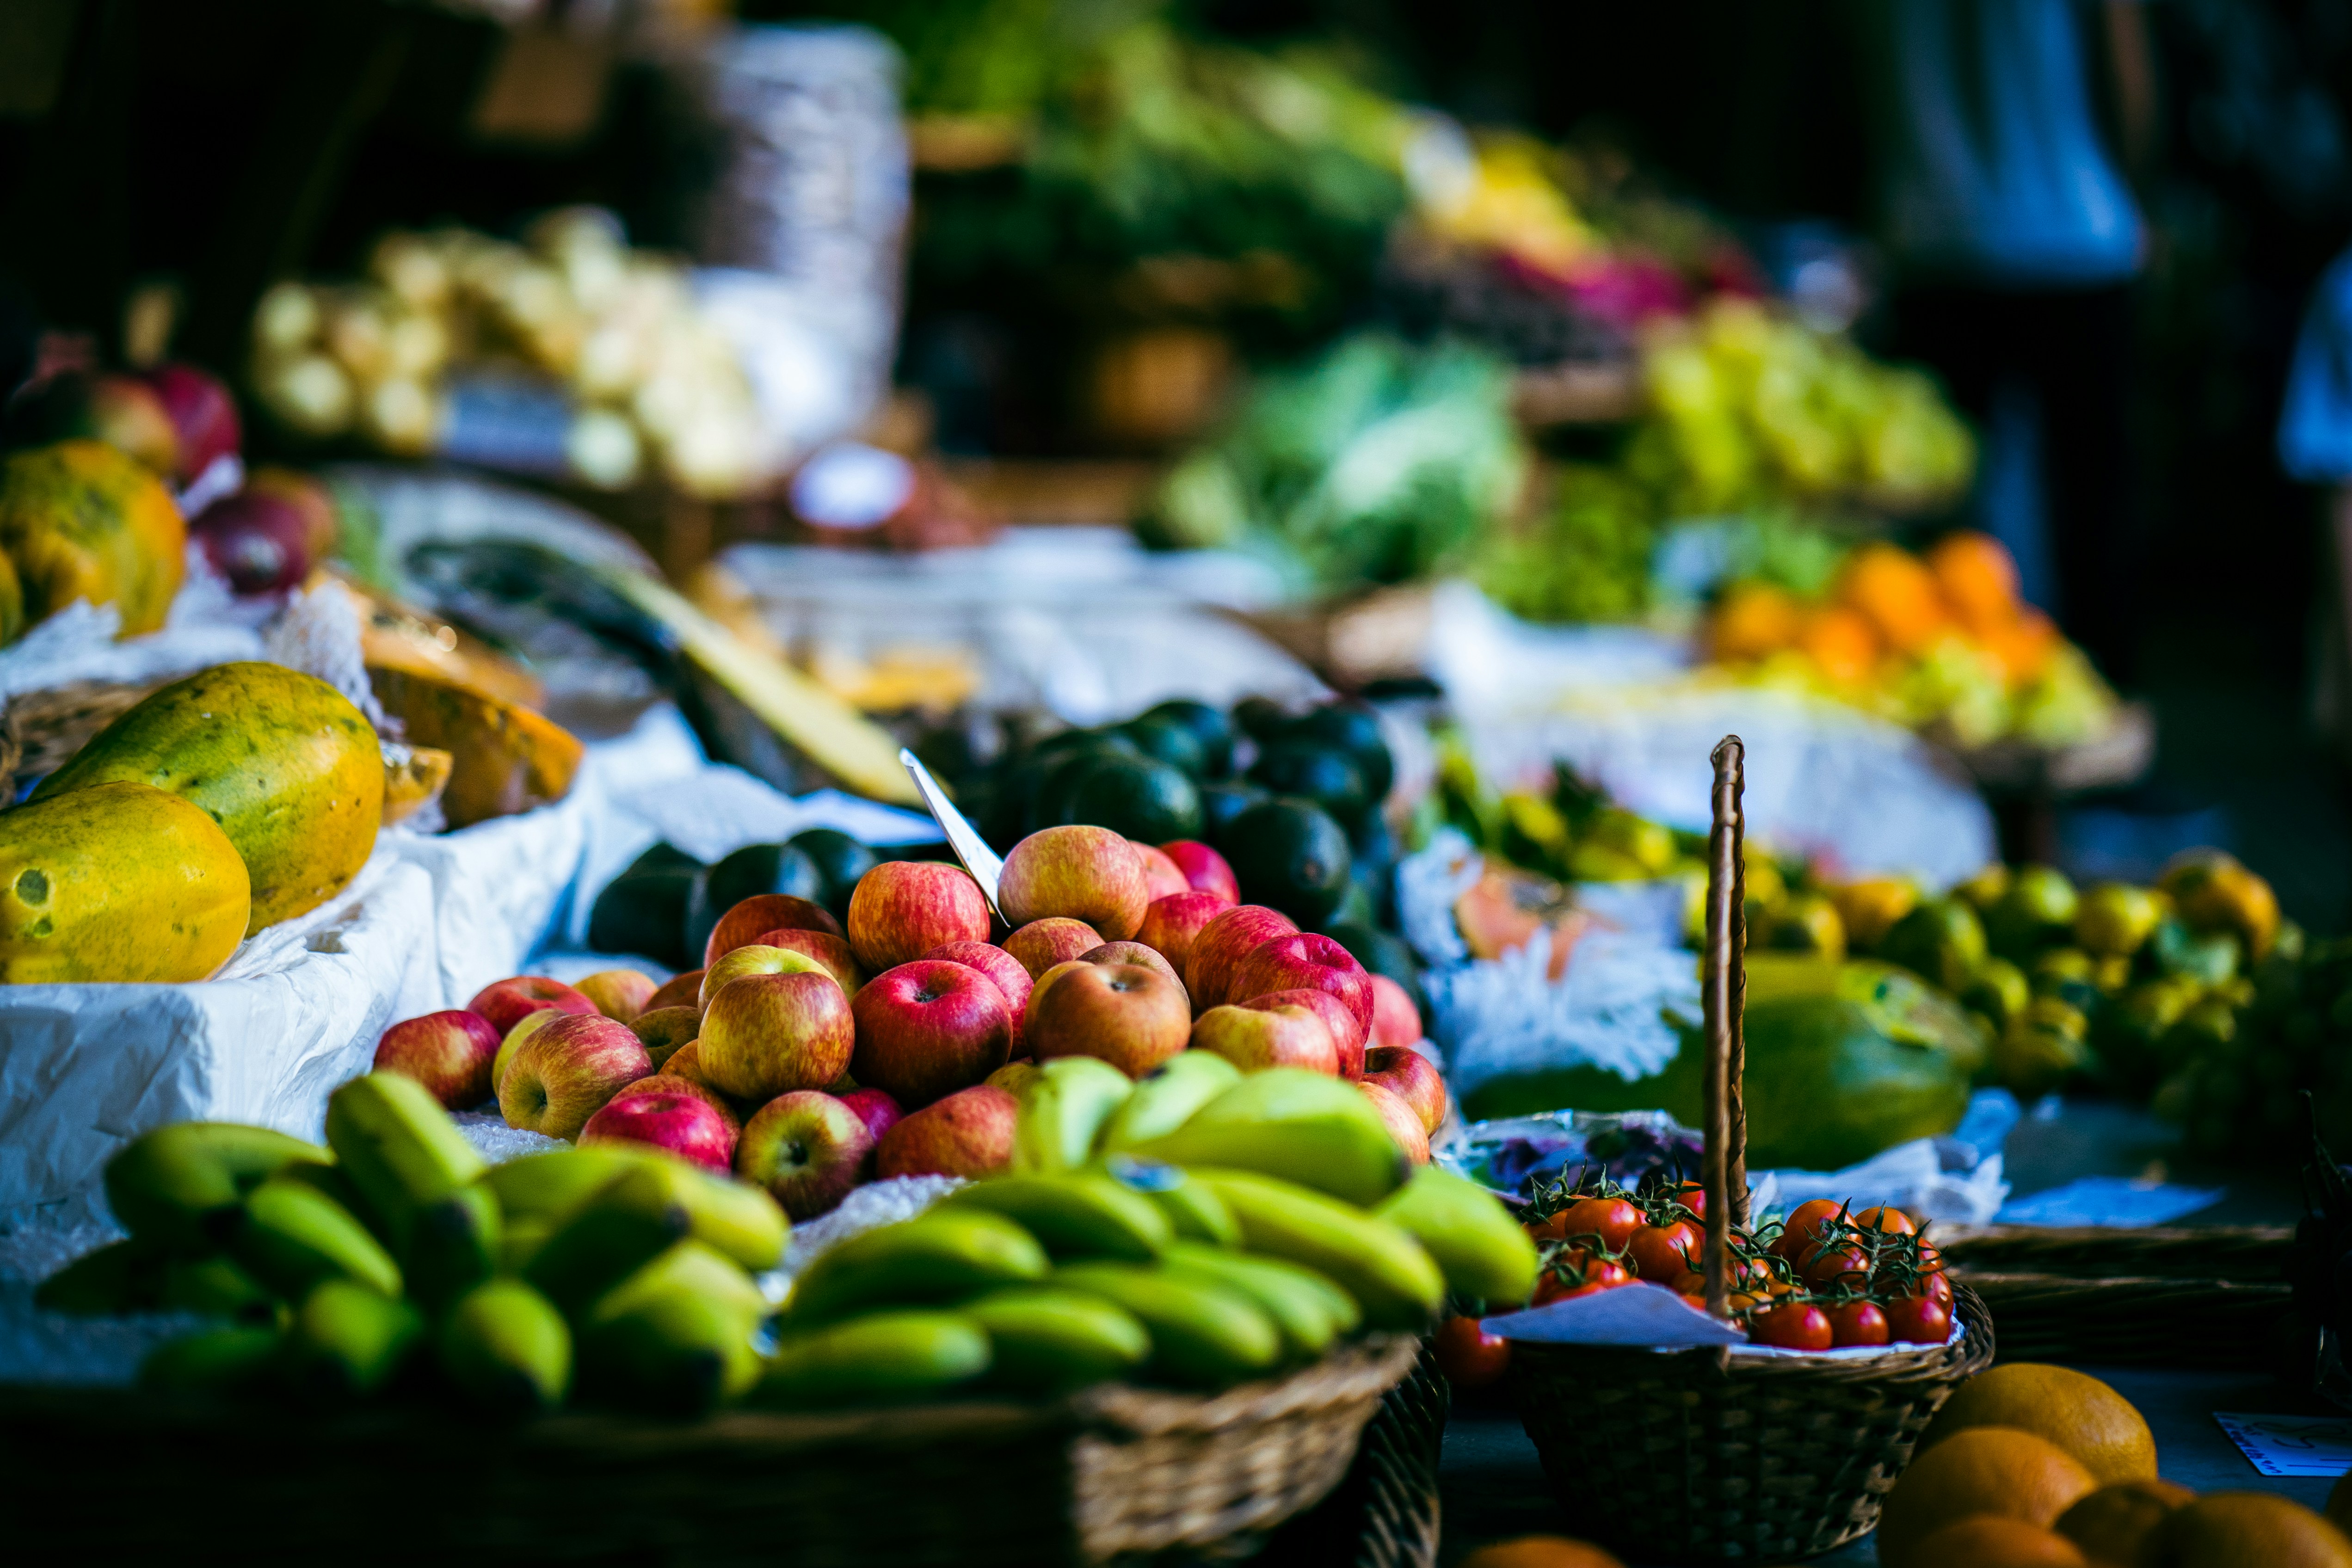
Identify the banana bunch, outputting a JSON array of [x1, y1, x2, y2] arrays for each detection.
[[47, 1072, 789, 1418], [750, 1058, 1540, 1407]]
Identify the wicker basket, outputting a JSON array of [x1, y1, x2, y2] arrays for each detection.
[[0, 678, 159, 796], [1256, 1339, 1450, 1568], [1507, 1285, 1995, 1564], [1937, 1223, 2293, 1369], [0, 1335, 1419, 1567]]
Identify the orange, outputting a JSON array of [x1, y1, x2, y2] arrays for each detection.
[[1909, 1513, 2087, 1566], [1708, 580, 1803, 662], [1797, 604, 1882, 686], [1877, 1426, 2096, 1568], [1928, 530, 2022, 630], [1836, 541, 1950, 654], [1924, 1364, 2158, 1486], [1457, 1536, 1625, 1568], [2144, 1491, 2352, 1567], [2059, 1479, 2196, 1564], [1976, 607, 2061, 687]]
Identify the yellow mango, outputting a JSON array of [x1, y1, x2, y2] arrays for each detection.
[[0, 781, 250, 982]]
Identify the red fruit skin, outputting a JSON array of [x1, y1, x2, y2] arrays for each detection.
[[835, 1086, 904, 1148], [1884, 1294, 1953, 1345], [579, 1087, 737, 1172], [1133, 891, 1231, 978], [1184, 905, 1299, 1013], [372, 1009, 504, 1109], [1367, 974, 1422, 1050], [1432, 1316, 1512, 1387], [1825, 1300, 1891, 1347], [191, 490, 314, 596], [1749, 1302, 1834, 1351], [1240, 988, 1366, 1079], [850, 959, 1014, 1107], [874, 1084, 1017, 1179], [1130, 842, 1191, 902], [467, 976, 598, 1037], [1158, 840, 1240, 903], [1230, 932, 1374, 1033], [1555, 1197, 1644, 1253], [920, 941, 1033, 1051], [142, 362, 241, 481], [707, 894, 843, 967], [1627, 1221, 1702, 1281], [750, 927, 866, 996], [1002, 918, 1102, 981], [846, 862, 991, 972]]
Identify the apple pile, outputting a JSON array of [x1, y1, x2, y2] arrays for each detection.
[[373, 827, 1444, 1225]]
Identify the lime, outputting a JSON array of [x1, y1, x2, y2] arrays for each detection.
[[1987, 865, 2079, 963], [1880, 898, 1988, 990]]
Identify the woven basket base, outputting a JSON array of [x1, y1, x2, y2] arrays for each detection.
[[1508, 1287, 1994, 1564], [1253, 1340, 1449, 1568]]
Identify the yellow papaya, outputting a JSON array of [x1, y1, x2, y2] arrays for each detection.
[[381, 742, 453, 826], [368, 666, 582, 829], [0, 440, 185, 638], [0, 780, 250, 982], [33, 663, 382, 933]]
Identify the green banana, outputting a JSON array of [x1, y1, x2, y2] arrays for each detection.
[[1164, 1241, 1352, 1359], [140, 1325, 283, 1396], [576, 1283, 762, 1416], [755, 1311, 994, 1409], [500, 1215, 554, 1274], [525, 1159, 786, 1313], [671, 1165, 789, 1273], [103, 1123, 329, 1247], [783, 1211, 1049, 1327], [589, 1240, 768, 1329], [1191, 1170, 1444, 1332], [36, 1239, 163, 1315], [438, 1279, 571, 1414], [158, 1255, 280, 1322], [940, 1172, 1171, 1262], [1096, 1051, 1242, 1154], [1051, 1262, 1281, 1389], [224, 1176, 403, 1300], [1371, 1165, 1540, 1306], [323, 1073, 487, 1251], [479, 1146, 643, 1225], [962, 1287, 1149, 1395], [1127, 1069, 1406, 1206], [280, 1279, 424, 1403], [1124, 1170, 1243, 1248], [404, 1184, 504, 1314], [1012, 1055, 1135, 1173], [268, 1159, 389, 1239]]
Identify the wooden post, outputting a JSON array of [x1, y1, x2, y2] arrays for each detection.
[[1702, 735, 1749, 1316]]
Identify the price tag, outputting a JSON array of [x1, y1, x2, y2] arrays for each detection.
[[2214, 1412, 2352, 1477]]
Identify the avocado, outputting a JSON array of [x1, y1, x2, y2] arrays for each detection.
[[788, 829, 878, 920], [1248, 742, 1368, 827], [686, 842, 824, 959], [1200, 782, 1266, 843], [1286, 703, 1394, 804], [1140, 698, 1234, 777], [589, 865, 699, 969], [1222, 798, 1352, 924], [1063, 754, 1203, 841], [1120, 715, 1207, 779]]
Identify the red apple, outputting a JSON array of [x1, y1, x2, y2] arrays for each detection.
[[191, 490, 311, 596], [493, 1008, 570, 1098], [998, 825, 1149, 941], [736, 1091, 874, 1218], [663, 1039, 713, 1092], [1240, 988, 1366, 1080], [1004, 918, 1102, 980], [142, 362, 241, 482], [874, 1084, 1018, 1180], [1360, 1080, 1432, 1164], [628, 1006, 701, 1071], [699, 970, 856, 1103], [850, 959, 1013, 1108], [1026, 960, 1190, 1078], [1131, 842, 1190, 902], [646, 969, 705, 1013], [575, 968, 658, 1023], [1231, 933, 1373, 1034], [467, 975, 597, 1038], [837, 1086, 904, 1149], [1368, 974, 1422, 1051], [610, 1072, 743, 1137], [1183, 905, 1299, 1013], [1081, 941, 1182, 990], [846, 861, 991, 972], [1133, 891, 1231, 978], [245, 467, 337, 559], [372, 1009, 503, 1109], [1159, 840, 1240, 904], [89, 375, 179, 475], [698, 943, 833, 1010], [1188, 1002, 1339, 1076], [1364, 1045, 1448, 1135], [751, 927, 866, 996], [580, 1082, 737, 1172], [499, 1014, 653, 1140], [705, 893, 843, 967], [920, 941, 1033, 1051]]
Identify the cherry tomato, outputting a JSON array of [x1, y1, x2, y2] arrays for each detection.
[[1800, 1242, 1871, 1290], [1772, 1199, 1845, 1261], [1532, 1258, 1631, 1305], [1918, 1268, 1954, 1307], [1825, 1300, 1890, 1347], [1628, 1221, 1702, 1281], [1748, 1301, 1833, 1351], [1558, 1196, 1644, 1252], [1851, 1206, 1916, 1237], [1666, 1180, 1707, 1220], [1553, 1273, 1633, 1302], [1526, 1211, 1572, 1242], [1669, 1269, 1708, 1297], [1884, 1294, 1953, 1345], [1432, 1315, 1512, 1388]]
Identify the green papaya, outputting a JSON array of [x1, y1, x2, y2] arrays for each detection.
[[34, 662, 382, 933], [0, 780, 250, 981], [1460, 957, 1985, 1171]]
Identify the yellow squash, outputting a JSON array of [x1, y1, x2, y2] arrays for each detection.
[[0, 440, 184, 638], [0, 781, 250, 982], [33, 663, 382, 933]]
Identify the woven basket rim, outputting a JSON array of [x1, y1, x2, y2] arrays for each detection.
[[1513, 1283, 1994, 1386], [1076, 1335, 1420, 1438]]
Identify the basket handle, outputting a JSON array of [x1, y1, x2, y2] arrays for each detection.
[[1701, 735, 1749, 1318]]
